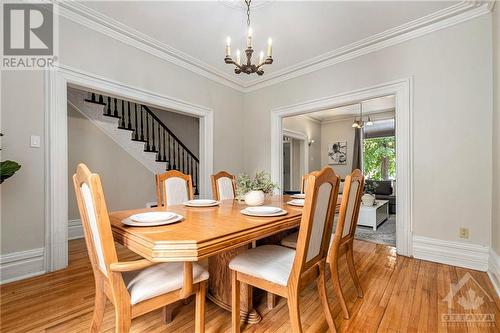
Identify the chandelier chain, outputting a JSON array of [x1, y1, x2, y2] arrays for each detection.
[[245, 0, 251, 27]]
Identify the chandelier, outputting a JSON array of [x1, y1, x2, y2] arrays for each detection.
[[224, 0, 273, 75], [352, 103, 373, 129]]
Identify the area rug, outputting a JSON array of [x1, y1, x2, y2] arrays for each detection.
[[355, 214, 396, 247]]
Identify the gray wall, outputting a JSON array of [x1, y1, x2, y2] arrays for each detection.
[[1, 16, 245, 255], [282, 115, 322, 172], [67, 104, 156, 221], [243, 15, 493, 247]]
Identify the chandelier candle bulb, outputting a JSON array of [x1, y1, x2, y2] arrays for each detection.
[[236, 49, 241, 65], [259, 51, 264, 65], [267, 38, 273, 57], [226, 37, 231, 56], [247, 27, 253, 47]]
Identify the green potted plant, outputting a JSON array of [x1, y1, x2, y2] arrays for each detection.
[[0, 133, 22, 184], [236, 171, 278, 206]]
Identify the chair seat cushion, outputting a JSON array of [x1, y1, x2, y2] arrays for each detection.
[[122, 262, 209, 305], [229, 245, 295, 286], [281, 232, 299, 249]]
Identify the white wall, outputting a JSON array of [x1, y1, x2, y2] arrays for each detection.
[[243, 15, 493, 246], [492, 5, 500, 255], [150, 106, 200, 157], [282, 115, 321, 171], [1, 16, 245, 256], [67, 104, 156, 220]]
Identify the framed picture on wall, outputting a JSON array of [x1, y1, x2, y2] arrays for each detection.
[[328, 141, 347, 165]]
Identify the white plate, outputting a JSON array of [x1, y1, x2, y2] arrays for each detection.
[[122, 214, 183, 227], [241, 208, 287, 217], [287, 199, 305, 207], [184, 199, 220, 207], [291, 193, 306, 199], [130, 212, 176, 223], [245, 206, 281, 214]]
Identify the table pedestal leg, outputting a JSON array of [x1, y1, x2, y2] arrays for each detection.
[[208, 244, 262, 324]]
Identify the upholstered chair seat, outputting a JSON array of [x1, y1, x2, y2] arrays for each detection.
[[123, 263, 209, 305], [229, 245, 295, 286]]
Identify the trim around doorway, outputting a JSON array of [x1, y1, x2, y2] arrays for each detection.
[[270, 78, 413, 256], [44, 65, 214, 271]]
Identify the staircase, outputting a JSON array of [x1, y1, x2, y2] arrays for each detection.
[[68, 89, 199, 195]]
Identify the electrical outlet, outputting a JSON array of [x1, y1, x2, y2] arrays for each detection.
[[459, 227, 469, 239]]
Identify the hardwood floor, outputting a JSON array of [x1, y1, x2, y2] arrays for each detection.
[[1, 239, 499, 332]]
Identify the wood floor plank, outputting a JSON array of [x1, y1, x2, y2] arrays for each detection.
[[1, 239, 498, 333]]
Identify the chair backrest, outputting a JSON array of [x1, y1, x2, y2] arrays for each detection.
[[300, 175, 308, 194], [211, 171, 236, 201], [73, 163, 118, 279], [156, 170, 194, 206], [290, 167, 340, 285], [333, 169, 364, 243]]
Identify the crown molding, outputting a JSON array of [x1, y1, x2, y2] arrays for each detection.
[[53, 0, 246, 92], [244, 2, 492, 92], [52, 1, 491, 93]]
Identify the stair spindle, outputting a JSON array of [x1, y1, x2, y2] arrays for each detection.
[[106, 96, 111, 115], [120, 100, 126, 128], [145, 112, 150, 151], [140, 107, 145, 141], [113, 98, 118, 117], [98, 95, 104, 104], [133, 104, 139, 140], [163, 129, 167, 162], [151, 118, 156, 152], [91, 93, 96, 103], [127, 102, 132, 129]]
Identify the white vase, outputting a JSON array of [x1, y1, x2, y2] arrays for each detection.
[[244, 190, 265, 206], [362, 193, 376, 206]]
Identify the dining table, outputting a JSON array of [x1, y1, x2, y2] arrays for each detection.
[[108, 195, 341, 323]]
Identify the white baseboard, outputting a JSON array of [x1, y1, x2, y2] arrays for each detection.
[[68, 219, 84, 240], [0, 248, 45, 284], [488, 248, 500, 297], [413, 236, 489, 271]]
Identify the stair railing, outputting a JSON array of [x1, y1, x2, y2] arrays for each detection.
[[85, 92, 200, 194]]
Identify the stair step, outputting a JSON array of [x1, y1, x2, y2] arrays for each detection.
[[117, 126, 135, 131], [144, 149, 159, 153], [103, 113, 120, 119], [84, 99, 106, 106], [131, 138, 147, 143]]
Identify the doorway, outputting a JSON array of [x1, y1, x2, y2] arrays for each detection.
[[270, 79, 412, 256]]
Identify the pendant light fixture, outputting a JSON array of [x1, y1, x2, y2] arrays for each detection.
[[224, 0, 273, 75]]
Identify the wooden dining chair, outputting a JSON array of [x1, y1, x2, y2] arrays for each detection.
[[280, 169, 365, 319], [229, 167, 340, 333], [73, 164, 208, 333], [300, 175, 308, 194], [211, 171, 236, 200], [156, 170, 194, 206], [327, 169, 364, 319]]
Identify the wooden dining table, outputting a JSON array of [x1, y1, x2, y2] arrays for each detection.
[[109, 195, 340, 323]]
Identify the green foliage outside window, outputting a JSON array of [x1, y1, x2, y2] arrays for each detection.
[[363, 136, 396, 180]]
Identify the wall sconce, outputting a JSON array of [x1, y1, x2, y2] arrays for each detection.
[[308, 139, 315, 147]]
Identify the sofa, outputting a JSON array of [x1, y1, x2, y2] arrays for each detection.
[[365, 180, 396, 214]]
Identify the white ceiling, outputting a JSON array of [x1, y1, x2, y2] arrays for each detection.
[[78, 1, 456, 85], [306, 95, 395, 122]]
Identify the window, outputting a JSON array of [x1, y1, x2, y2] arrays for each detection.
[[363, 136, 396, 180]]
